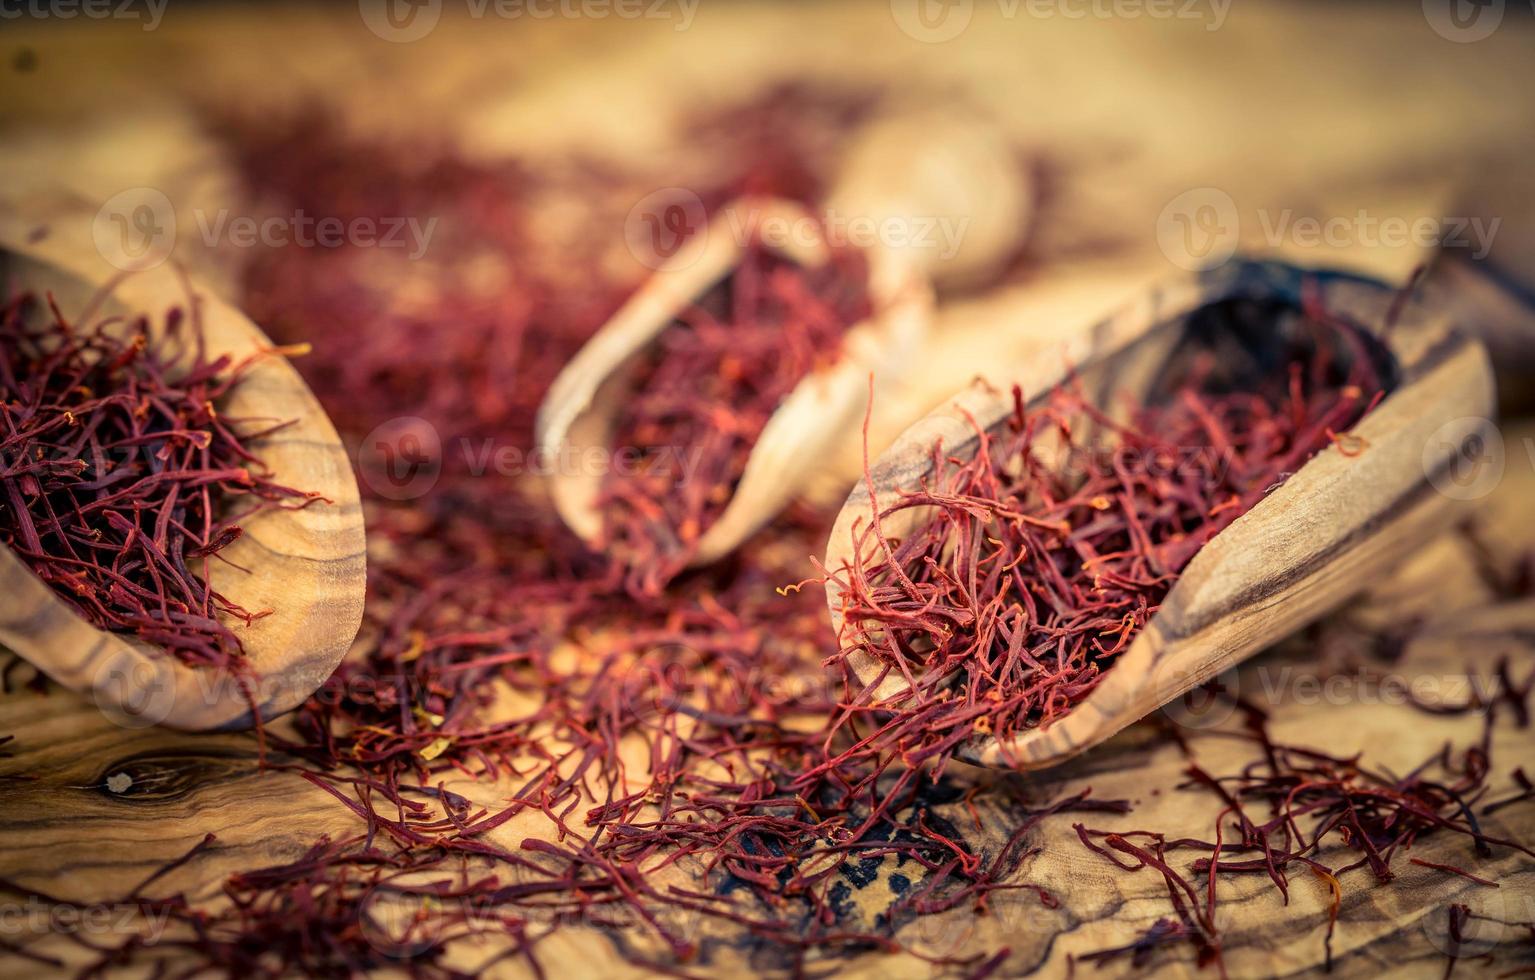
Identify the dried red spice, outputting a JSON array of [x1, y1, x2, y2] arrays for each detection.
[[1075, 677, 1535, 975], [598, 236, 871, 594], [0, 291, 319, 669], [149, 104, 1109, 974], [823, 301, 1387, 765], [11, 100, 1528, 979]]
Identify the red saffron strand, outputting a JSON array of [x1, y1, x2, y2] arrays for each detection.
[[0, 291, 319, 670], [1076, 690, 1535, 973], [826, 304, 1387, 761], [597, 233, 871, 595], [10, 101, 1530, 979]]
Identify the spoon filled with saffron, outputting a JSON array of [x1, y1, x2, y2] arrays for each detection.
[[0, 193, 366, 730], [536, 108, 1031, 582], [823, 258, 1512, 771]]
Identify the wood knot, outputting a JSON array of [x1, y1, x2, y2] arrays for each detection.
[[93, 749, 256, 803]]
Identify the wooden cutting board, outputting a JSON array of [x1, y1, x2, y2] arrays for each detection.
[[2, 4, 1534, 977], [3, 441, 1533, 978]]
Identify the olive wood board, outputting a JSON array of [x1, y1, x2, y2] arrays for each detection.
[[2, 426, 1534, 978], [3, 4, 1535, 978]]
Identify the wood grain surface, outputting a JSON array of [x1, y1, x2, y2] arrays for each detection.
[[1, 3, 1534, 978], [2, 443, 1533, 977]]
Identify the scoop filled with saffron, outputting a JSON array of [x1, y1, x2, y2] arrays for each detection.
[[0, 203, 365, 730], [537, 109, 1033, 592], [823, 259, 1494, 770]]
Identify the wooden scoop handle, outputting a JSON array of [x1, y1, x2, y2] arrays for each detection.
[[1431, 253, 1535, 380], [825, 109, 1030, 292]]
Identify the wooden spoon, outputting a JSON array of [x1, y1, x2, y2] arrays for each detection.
[[0, 192, 366, 731], [824, 258, 1503, 770], [536, 109, 1031, 566]]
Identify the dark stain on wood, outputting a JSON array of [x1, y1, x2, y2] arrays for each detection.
[[90, 748, 259, 803]]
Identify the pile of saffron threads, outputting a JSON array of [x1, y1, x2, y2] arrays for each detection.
[[8, 103, 1530, 978], [170, 104, 1133, 974], [597, 235, 871, 594], [1074, 674, 1535, 975], [0, 292, 318, 669], [826, 300, 1387, 767]]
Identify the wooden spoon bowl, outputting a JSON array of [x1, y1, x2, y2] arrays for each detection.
[[0, 196, 366, 731], [824, 258, 1497, 770]]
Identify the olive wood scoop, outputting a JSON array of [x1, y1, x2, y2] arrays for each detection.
[[536, 109, 1032, 566], [0, 193, 366, 731], [825, 257, 1512, 771]]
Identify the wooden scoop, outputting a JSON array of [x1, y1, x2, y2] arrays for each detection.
[[536, 109, 1031, 566], [825, 258, 1504, 770], [0, 193, 366, 731]]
